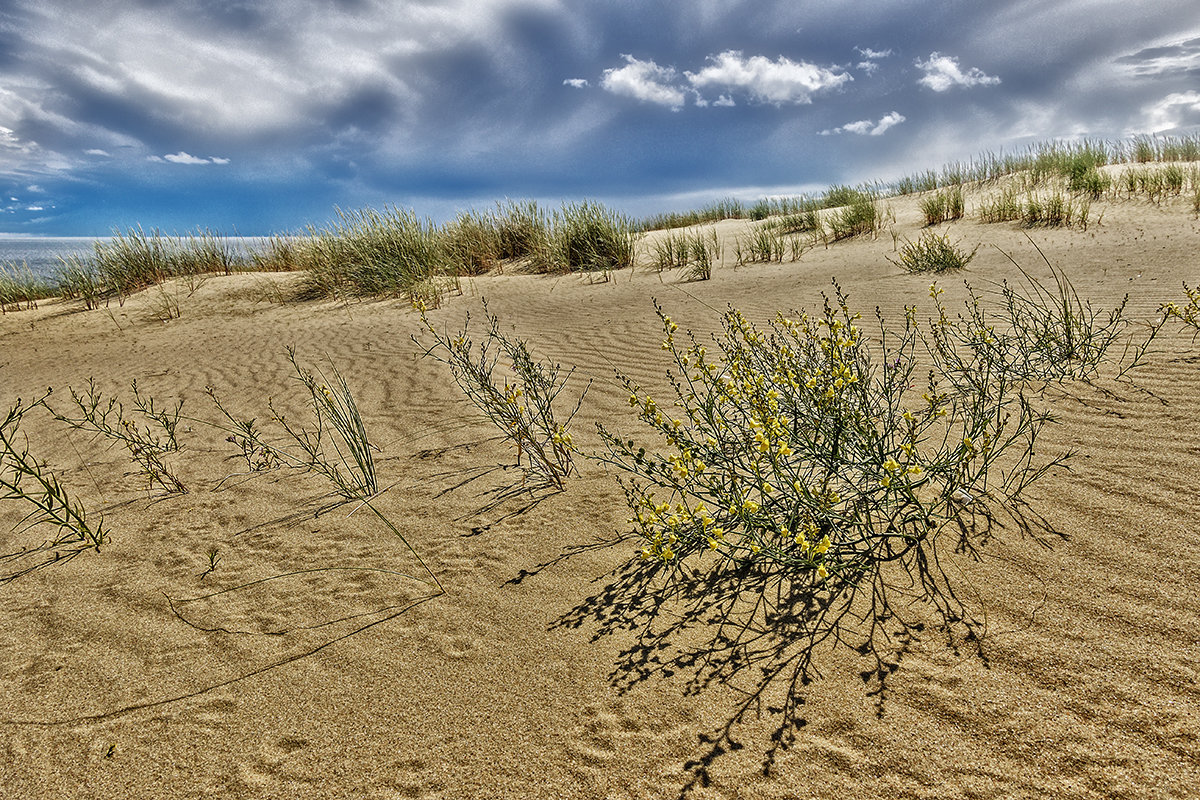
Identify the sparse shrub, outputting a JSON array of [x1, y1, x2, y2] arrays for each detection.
[[891, 231, 978, 273], [2, 393, 109, 583], [1161, 283, 1200, 332], [585, 289, 1063, 773], [928, 246, 1162, 385], [208, 348, 378, 500], [417, 302, 588, 490], [49, 379, 187, 494]]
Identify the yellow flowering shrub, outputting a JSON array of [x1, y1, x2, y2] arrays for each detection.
[[581, 285, 1066, 778], [600, 289, 1053, 580]]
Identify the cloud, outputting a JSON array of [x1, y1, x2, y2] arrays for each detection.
[[600, 55, 686, 110], [713, 94, 736, 108], [1143, 91, 1200, 132], [158, 152, 230, 165], [855, 47, 893, 60], [685, 50, 851, 105], [563, 78, 590, 88], [821, 111, 906, 136], [85, 148, 110, 156], [1116, 35, 1200, 77], [916, 53, 1001, 92]]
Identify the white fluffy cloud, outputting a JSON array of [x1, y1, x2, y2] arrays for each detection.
[[822, 111, 906, 136], [600, 55, 687, 110], [685, 51, 851, 105], [916, 53, 1001, 92], [1143, 91, 1200, 132], [152, 152, 231, 165], [563, 78, 590, 88]]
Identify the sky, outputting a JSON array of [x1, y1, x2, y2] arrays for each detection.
[[2, 0, 1200, 235]]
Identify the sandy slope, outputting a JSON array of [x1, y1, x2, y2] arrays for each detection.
[[1, 187, 1198, 799]]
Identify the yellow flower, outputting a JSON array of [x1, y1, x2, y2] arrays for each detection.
[[816, 563, 829, 579]]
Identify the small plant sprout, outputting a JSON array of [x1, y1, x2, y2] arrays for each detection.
[[199, 547, 221, 580], [418, 301, 588, 490], [206, 353, 442, 594]]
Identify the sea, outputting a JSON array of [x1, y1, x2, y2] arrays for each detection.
[[0, 237, 100, 280], [0, 236, 277, 280]]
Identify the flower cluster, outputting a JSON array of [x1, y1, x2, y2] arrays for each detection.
[[1161, 283, 1200, 332]]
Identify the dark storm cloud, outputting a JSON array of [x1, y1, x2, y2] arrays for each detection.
[[1, 0, 1200, 234]]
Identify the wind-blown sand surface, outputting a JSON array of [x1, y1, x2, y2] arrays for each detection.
[[2, 187, 1199, 799]]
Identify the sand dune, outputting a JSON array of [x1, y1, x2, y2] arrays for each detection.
[[2, 187, 1199, 799]]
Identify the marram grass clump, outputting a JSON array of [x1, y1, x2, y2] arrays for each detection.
[[890, 231, 978, 273]]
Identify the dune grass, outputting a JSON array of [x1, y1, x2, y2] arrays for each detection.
[[650, 228, 721, 280], [0, 262, 56, 312], [920, 186, 965, 226], [733, 224, 807, 265], [15, 131, 1200, 315], [54, 227, 239, 308]]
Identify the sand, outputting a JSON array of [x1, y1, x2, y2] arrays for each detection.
[[1, 186, 1198, 799]]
